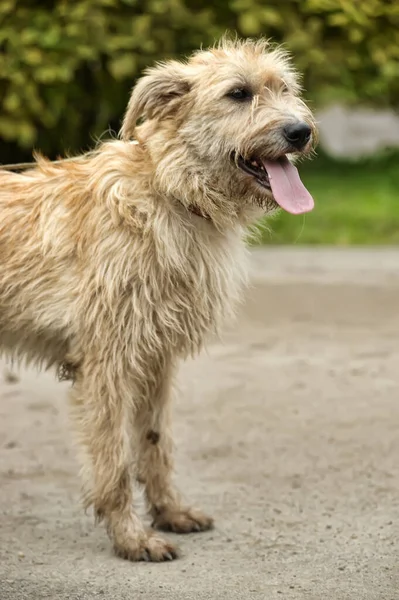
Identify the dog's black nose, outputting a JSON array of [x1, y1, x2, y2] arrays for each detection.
[[283, 122, 312, 150]]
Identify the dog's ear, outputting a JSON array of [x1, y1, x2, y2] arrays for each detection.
[[120, 61, 191, 140]]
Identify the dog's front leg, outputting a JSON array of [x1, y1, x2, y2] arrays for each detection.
[[69, 357, 178, 562], [134, 358, 214, 534]]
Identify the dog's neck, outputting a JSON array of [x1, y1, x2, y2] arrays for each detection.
[[131, 137, 211, 221], [132, 137, 213, 222]]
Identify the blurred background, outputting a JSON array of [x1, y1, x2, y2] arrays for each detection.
[[1, 0, 398, 244], [2, 6, 399, 595]]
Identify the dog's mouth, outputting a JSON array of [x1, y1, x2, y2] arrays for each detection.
[[232, 152, 314, 215], [236, 155, 272, 190]]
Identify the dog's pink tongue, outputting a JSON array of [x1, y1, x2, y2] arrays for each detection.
[[262, 156, 314, 214]]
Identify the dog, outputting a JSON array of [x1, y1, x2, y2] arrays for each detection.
[[0, 37, 316, 561]]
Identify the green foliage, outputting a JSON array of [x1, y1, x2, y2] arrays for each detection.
[[0, 0, 216, 155], [0, 0, 398, 158]]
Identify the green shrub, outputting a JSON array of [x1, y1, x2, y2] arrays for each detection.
[[0, 0, 397, 159], [0, 0, 216, 156]]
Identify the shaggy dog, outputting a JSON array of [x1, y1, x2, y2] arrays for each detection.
[[0, 38, 316, 561]]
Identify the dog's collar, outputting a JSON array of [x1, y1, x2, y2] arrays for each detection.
[[186, 203, 211, 220], [173, 195, 211, 221]]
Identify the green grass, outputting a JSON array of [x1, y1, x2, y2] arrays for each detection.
[[256, 149, 399, 245]]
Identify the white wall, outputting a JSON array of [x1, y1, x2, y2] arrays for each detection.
[[317, 104, 399, 158]]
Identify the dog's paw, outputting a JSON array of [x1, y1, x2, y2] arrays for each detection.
[[152, 507, 214, 534], [114, 532, 179, 562]]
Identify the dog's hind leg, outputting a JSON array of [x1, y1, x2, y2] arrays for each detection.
[[69, 357, 178, 562], [134, 359, 214, 534]]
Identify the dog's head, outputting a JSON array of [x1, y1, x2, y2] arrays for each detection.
[[121, 37, 317, 227]]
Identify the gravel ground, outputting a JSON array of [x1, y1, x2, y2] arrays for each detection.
[[1, 248, 399, 600]]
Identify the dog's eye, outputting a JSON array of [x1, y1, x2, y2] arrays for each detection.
[[227, 88, 253, 101], [281, 81, 289, 93]]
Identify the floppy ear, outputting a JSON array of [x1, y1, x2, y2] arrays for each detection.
[[120, 60, 191, 140]]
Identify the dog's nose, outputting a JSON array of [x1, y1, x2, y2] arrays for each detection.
[[283, 122, 312, 150]]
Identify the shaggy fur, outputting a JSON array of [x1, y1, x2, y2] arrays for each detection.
[[0, 38, 316, 561]]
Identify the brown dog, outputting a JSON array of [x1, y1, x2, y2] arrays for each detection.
[[0, 38, 316, 561]]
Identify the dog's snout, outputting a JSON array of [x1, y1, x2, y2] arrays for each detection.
[[283, 122, 312, 150]]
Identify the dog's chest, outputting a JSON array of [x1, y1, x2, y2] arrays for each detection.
[[145, 230, 249, 356]]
